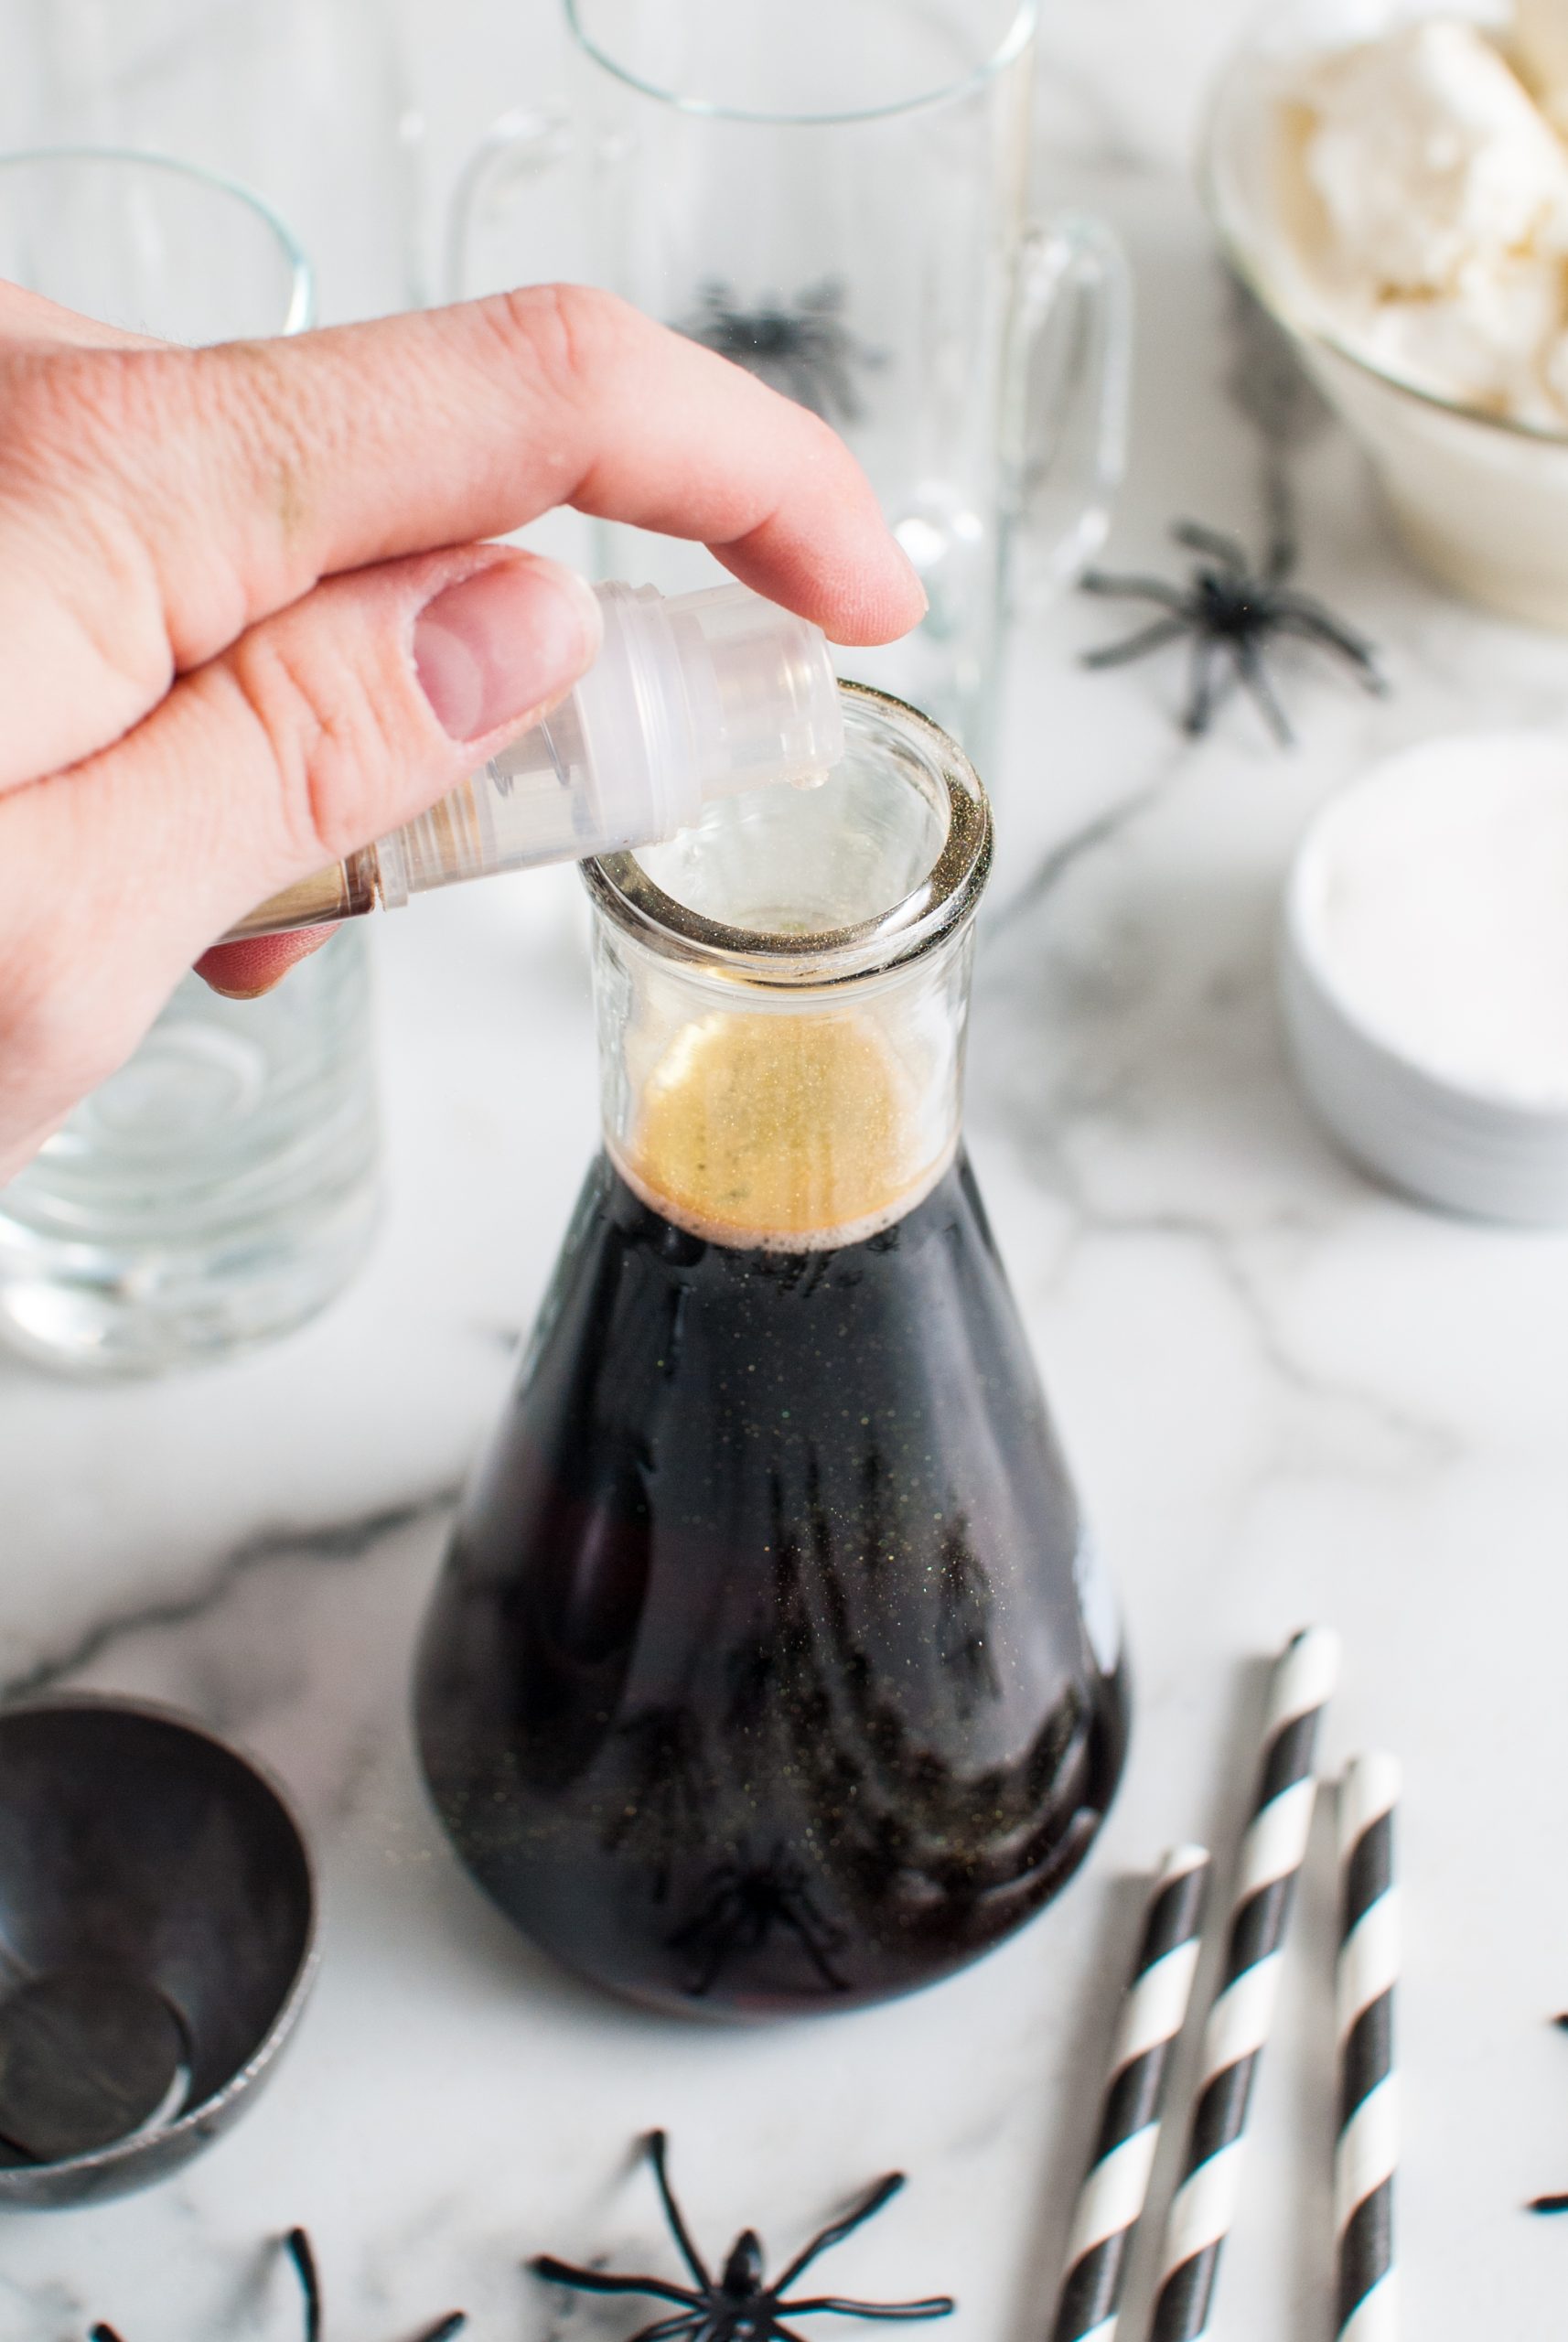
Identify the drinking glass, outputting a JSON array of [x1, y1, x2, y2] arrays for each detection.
[[449, 0, 1132, 755], [0, 0, 420, 319], [0, 153, 381, 1377], [416, 688, 1128, 2016]]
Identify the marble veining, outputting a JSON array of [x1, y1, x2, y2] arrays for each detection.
[[3, 3, 1568, 2334]]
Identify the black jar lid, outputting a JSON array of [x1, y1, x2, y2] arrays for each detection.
[[0, 1695, 318, 2208]]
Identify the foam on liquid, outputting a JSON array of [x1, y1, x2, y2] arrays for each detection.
[[616, 1009, 950, 1252]]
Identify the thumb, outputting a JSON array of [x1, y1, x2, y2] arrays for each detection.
[[409, 555, 602, 743], [0, 544, 601, 1161], [68, 541, 602, 944]]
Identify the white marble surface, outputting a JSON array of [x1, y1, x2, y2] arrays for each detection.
[[5, 2, 1568, 2335]]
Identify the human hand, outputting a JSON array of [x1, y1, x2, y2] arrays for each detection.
[[0, 281, 925, 1180]]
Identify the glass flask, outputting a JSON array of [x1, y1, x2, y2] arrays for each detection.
[[415, 687, 1128, 2018]]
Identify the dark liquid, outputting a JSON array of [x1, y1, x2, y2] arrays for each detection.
[[416, 1151, 1127, 2017]]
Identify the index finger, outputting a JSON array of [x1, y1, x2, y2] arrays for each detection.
[[0, 285, 924, 785], [0, 279, 156, 350]]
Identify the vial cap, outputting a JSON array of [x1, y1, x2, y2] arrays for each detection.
[[661, 583, 845, 799]]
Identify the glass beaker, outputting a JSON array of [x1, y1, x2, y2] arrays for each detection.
[[0, 0, 420, 318], [448, 0, 1132, 757], [415, 687, 1128, 2018], [0, 152, 380, 1376]]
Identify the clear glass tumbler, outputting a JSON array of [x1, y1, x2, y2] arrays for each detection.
[[0, 152, 381, 1377], [0, 0, 420, 319], [450, 0, 1133, 757]]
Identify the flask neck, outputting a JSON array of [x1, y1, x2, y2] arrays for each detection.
[[584, 686, 992, 1253]]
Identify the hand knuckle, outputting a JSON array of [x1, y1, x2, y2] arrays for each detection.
[[225, 619, 403, 865], [0, 349, 134, 483], [0, 350, 205, 704], [186, 343, 318, 616], [483, 281, 629, 402]]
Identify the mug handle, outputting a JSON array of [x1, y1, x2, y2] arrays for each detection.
[[444, 102, 575, 303], [1002, 209, 1134, 607]]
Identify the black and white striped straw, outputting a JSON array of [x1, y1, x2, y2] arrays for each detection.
[[1336, 1753, 1399, 2342], [1049, 1845, 1211, 2342], [1149, 1625, 1340, 2342]]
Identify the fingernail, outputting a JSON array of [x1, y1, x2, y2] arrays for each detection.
[[413, 558, 602, 742], [194, 929, 333, 998]]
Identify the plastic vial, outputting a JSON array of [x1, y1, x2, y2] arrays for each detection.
[[228, 581, 844, 940]]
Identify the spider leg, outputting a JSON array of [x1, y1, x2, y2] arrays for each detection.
[[413, 2318, 468, 2341], [1263, 539, 1298, 586], [530, 2254, 699, 2308], [1171, 519, 1251, 572], [769, 2175, 906, 2293], [285, 2229, 323, 2342], [90, 2329, 125, 2341], [648, 2129, 716, 2288], [779, 2296, 957, 2323], [1263, 530, 1297, 586], [1261, 470, 1298, 585], [1265, 597, 1387, 682], [622, 2316, 706, 2342], [1184, 636, 1230, 736], [1235, 635, 1294, 746], [1081, 615, 1191, 670], [826, 364, 865, 424], [1080, 572, 1190, 610], [775, 1898, 850, 1992], [784, 355, 831, 419]]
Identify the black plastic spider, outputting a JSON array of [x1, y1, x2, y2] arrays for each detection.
[[532, 2130, 955, 2342], [665, 1840, 851, 1997], [1080, 519, 1386, 745], [676, 279, 884, 424], [90, 2229, 466, 2342]]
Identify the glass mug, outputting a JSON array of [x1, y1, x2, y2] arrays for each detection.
[[416, 686, 1129, 2017], [0, 153, 380, 1376], [449, 0, 1132, 758]]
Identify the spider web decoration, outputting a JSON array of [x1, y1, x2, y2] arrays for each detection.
[[90, 2228, 467, 2342], [532, 2129, 955, 2341]]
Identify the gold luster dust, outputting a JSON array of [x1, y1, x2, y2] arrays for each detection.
[[624, 1009, 939, 1250]]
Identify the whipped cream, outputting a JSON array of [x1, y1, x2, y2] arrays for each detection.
[[1286, 16, 1568, 427], [1304, 22, 1568, 291]]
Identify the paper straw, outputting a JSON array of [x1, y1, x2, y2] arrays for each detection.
[[1050, 1845, 1211, 2342], [1336, 1754, 1399, 2342], [1149, 1626, 1340, 2342], [1530, 2017, 1568, 2212]]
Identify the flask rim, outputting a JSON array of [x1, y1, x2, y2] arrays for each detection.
[[580, 683, 992, 989]]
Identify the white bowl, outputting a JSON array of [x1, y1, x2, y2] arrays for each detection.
[[1281, 735, 1568, 1224], [1202, 0, 1568, 630]]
